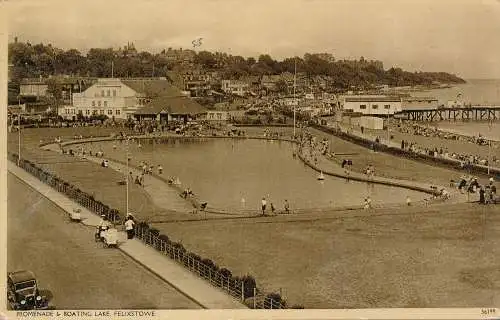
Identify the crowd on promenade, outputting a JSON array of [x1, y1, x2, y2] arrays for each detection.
[[394, 121, 495, 146], [399, 139, 499, 168], [393, 121, 499, 168]]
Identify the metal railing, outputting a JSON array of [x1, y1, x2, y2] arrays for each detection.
[[134, 225, 287, 309], [9, 152, 121, 224], [8, 151, 287, 309]]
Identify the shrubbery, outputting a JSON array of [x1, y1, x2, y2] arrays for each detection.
[[11, 152, 289, 309]]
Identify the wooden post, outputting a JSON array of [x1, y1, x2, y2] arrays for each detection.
[[253, 287, 256, 309], [241, 281, 244, 302]]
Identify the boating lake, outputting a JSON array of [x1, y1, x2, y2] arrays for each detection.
[[83, 138, 428, 212]]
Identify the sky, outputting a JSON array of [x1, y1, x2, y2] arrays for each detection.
[[6, 0, 500, 79]]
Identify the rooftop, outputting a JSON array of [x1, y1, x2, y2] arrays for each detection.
[[344, 95, 402, 102], [9, 270, 36, 283], [135, 95, 207, 115], [403, 96, 439, 101], [121, 79, 181, 97]]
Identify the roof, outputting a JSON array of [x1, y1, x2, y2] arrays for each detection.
[[344, 96, 401, 103], [121, 80, 181, 97], [9, 270, 36, 283], [135, 96, 207, 115], [403, 96, 439, 101]]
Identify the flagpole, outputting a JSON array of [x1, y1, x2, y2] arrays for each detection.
[[293, 58, 297, 138]]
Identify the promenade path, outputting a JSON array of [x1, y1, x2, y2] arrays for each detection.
[[333, 122, 500, 173], [7, 161, 247, 309], [298, 150, 465, 205]]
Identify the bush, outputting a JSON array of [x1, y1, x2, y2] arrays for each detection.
[[201, 258, 219, 272], [291, 304, 304, 309], [241, 275, 257, 298], [264, 293, 285, 309], [158, 234, 170, 243], [219, 268, 232, 279]]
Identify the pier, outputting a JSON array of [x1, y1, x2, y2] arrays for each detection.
[[395, 106, 500, 122]]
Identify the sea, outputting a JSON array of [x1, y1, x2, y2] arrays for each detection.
[[411, 79, 500, 141]]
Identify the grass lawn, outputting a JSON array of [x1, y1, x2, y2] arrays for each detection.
[[154, 203, 500, 308], [8, 126, 500, 308]]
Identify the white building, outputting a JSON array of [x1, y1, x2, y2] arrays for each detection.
[[341, 95, 402, 115], [60, 78, 180, 120], [221, 80, 249, 96]]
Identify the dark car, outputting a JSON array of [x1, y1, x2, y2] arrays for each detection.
[[7, 270, 50, 310]]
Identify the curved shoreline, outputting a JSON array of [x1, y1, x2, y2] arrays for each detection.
[[40, 134, 457, 214]]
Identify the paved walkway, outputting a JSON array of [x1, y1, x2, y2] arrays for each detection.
[[297, 147, 465, 204], [331, 123, 500, 173], [7, 161, 247, 309]]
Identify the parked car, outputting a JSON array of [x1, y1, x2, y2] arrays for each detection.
[[7, 270, 50, 310]]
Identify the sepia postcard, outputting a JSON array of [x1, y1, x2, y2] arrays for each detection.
[[1, 0, 500, 319]]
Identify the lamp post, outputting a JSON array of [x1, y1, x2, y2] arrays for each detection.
[[126, 137, 130, 216], [488, 120, 492, 175], [293, 58, 297, 138], [17, 97, 21, 166]]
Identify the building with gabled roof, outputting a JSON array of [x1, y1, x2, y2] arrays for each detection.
[[61, 78, 182, 120], [133, 95, 207, 123]]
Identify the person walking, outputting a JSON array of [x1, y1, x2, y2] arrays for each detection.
[[406, 196, 411, 206], [270, 202, 276, 215], [284, 200, 290, 214], [125, 216, 135, 239], [261, 197, 267, 216]]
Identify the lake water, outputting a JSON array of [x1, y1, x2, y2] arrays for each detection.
[[87, 138, 427, 212]]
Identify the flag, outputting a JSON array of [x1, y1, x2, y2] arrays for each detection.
[[192, 38, 203, 48]]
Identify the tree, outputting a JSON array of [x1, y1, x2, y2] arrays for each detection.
[[46, 78, 63, 117]]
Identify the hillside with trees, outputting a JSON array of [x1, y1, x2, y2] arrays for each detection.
[[8, 40, 465, 91]]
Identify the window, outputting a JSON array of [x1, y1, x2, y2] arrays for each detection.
[[94, 92, 98, 97], [384, 105, 391, 109], [100, 110, 104, 115], [372, 104, 379, 109], [359, 105, 367, 109], [104, 101, 108, 107], [116, 109, 121, 115], [113, 90, 116, 97], [86, 110, 90, 115], [108, 110, 113, 115], [101, 90, 105, 97], [107, 90, 110, 97], [217, 113, 222, 119], [92, 101, 96, 107], [92, 110, 97, 115], [98, 101, 101, 107]]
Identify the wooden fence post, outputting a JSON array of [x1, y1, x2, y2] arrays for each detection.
[[241, 281, 244, 302]]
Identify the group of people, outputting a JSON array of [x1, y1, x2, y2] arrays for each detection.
[[400, 139, 497, 168], [260, 197, 290, 215], [96, 213, 136, 242], [454, 176, 498, 204]]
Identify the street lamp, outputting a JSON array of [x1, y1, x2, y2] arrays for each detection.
[[488, 120, 492, 175], [17, 97, 22, 166], [126, 137, 130, 216]]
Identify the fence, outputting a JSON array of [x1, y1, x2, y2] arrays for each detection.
[[8, 151, 288, 309], [8, 152, 121, 224], [133, 224, 288, 309]]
